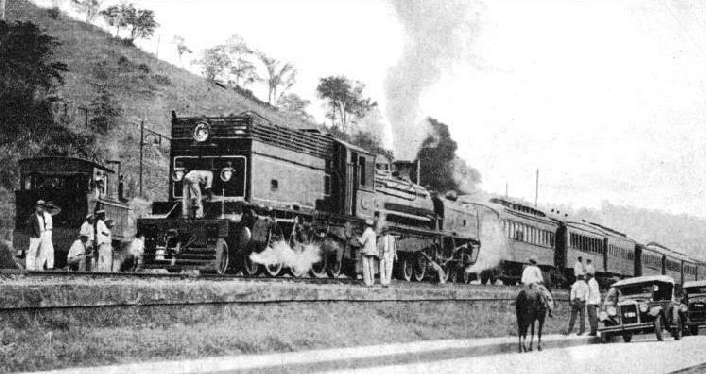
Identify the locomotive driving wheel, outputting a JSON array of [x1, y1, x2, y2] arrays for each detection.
[[310, 246, 328, 278], [400, 255, 414, 282], [263, 229, 283, 277], [413, 252, 428, 282], [242, 252, 260, 276], [213, 239, 229, 275]]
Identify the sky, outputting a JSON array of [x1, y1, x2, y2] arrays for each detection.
[[40, 0, 706, 219]]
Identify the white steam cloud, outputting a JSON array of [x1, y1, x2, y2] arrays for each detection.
[[250, 241, 321, 275], [385, 0, 479, 160], [466, 208, 509, 274]]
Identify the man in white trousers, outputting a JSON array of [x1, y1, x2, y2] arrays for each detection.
[[24, 200, 46, 271], [359, 219, 377, 287], [95, 210, 112, 272], [378, 225, 396, 288], [38, 203, 54, 270]]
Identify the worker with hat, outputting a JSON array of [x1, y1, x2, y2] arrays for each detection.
[[377, 223, 396, 288], [80, 214, 95, 269], [94, 209, 112, 272], [67, 234, 89, 271], [23, 200, 47, 270], [586, 270, 601, 336], [566, 273, 589, 335], [521, 255, 555, 317], [359, 219, 378, 287]]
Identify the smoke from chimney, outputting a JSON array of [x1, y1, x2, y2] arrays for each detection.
[[385, 0, 478, 160]]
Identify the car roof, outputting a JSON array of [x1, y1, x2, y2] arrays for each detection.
[[683, 280, 706, 289], [611, 275, 675, 288]]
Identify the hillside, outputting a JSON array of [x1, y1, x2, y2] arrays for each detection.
[[1, 0, 317, 238]]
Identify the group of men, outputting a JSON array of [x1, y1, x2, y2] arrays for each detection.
[[24, 199, 113, 272], [359, 219, 396, 288], [520, 255, 602, 336], [566, 256, 602, 336]]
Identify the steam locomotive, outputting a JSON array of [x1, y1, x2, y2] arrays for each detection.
[[136, 111, 484, 281]]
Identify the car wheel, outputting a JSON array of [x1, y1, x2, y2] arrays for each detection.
[[600, 333, 611, 344], [622, 333, 632, 343], [654, 316, 665, 341], [689, 325, 699, 336]]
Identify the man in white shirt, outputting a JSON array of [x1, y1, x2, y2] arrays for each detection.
[[521, 256, 554, 317], [573, 256, 585, 280], [95, 210, 112, 272], [67, 235, 88, 271], [585, 258, 595, 277], [377, 225, 396, 288], [38, 204, 54, 270], [24, 200, 46, 271], [359, 219, 377, 287], [566, 274, 589, 335], [586, 271, 601, 336], [182, 169, 213, 219]]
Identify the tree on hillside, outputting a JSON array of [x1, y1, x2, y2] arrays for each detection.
[[172, 35, 192, 65], [193, 46, 230, 82], [71, 0, 102, 23], [0, 21, 68, 139], [100, 4, 129, 37], [277, 93, 313, 122], [316, 76, 376, 132], [223, 35, 257, 88], [88, 86, 123, 135], [256, 52, 296, 104], [125, 6, 158, 41]]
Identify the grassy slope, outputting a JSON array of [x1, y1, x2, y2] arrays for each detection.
[[1, 0, 316, 239]]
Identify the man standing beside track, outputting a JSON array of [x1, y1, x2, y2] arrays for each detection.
[[566, 274, 588, 335], [24, 200, 46, 271], [586, 271, 601, 336], [95, 210, 112, 272], [378, 224, 396, 288], [360, 219, 378, 287]]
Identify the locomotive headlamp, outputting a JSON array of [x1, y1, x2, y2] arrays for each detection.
[[220, 167, 234, 182], [607, 305, 617, 316], [171, 167, 185, 182], [193, 122, 210, 142], [639, 303, 649, 313]]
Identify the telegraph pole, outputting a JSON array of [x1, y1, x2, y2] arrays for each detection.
[[1, 0, 7, 20], [534, 169, 539, 208], [139, 120, 144, 197]]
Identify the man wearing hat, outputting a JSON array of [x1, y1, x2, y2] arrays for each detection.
[[521, 255, 554, 317], [94, 210, 112, 272], [586, 270, 601, 336], [67, 234, 89, 271], [23, 200, 47, 270], [566, 273, 589, 335], [359, 219, 378, 287], [377, 223, 396, 288]]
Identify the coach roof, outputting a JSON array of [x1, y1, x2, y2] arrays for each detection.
[[612, 275, 675, 288]]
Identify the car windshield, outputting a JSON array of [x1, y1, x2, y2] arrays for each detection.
[[614, 282, 672, 302], [605, 288, 619, 304], [687, 286, 706, 295]]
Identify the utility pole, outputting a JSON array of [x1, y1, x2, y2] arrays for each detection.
[[534, 169, 539, 208], [505, 182, 508, 198], [139, 120, 144, 197], [1, 0, 6, 20]]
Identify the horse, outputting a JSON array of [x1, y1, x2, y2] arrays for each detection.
[[516, 287, 547, 352]]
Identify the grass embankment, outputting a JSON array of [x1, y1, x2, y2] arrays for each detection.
[[0, 291, 572, 373]]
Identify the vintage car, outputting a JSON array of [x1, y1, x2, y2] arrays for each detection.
[[683, 280, 706, 336], [599, 275, 686, 342]]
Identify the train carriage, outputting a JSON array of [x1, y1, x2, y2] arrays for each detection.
[[557, 221, 607, 282], [487, 198, 560, 285], [636, 243, 664, 277], [589, 223, 637, 280], [645, 242, 687, 284], [13, 157, 130, 269]]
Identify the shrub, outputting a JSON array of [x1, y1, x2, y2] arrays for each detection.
[[137, 63, 151, 74], [47, 7, 61, 19], [152, 74, 171, 86]]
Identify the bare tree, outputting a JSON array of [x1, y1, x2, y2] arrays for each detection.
[[173, 35, 192, 66], [256, 52, 296, 104], [316, 75, 376, 132], [71, 0, 102, 22]]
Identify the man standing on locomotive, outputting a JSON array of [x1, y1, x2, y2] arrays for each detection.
[[360, 219, 378, 287], [521, 255, 554, 317], [24, 200, 47, 271], [182, 169, 213, 219]]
